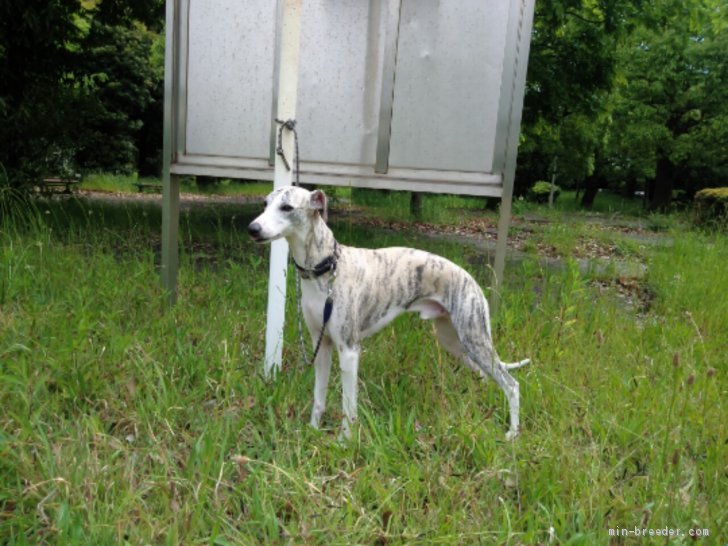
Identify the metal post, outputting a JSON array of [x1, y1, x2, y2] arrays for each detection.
[[493, 185, 513, 306], [161, 0, 181, 306], [493, 0, 535, 311], [264, 0, 303, 378], [374, 0, 403, 174], [161, 175, 180, 305]]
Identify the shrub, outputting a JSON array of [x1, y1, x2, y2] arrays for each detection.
[[529, 181, 560, 203], [693, 187, 728, 228]]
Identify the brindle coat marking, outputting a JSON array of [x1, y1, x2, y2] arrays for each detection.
[[248, 186, 530, 440]]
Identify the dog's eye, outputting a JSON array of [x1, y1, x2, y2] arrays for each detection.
[[280, 204, 294, 212]]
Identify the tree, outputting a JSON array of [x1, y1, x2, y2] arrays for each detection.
[[518, 0, 636, 202], [73, 20, 159, 173], [606, 1, 728, 210], [0, 0, 84, 185], [0, 0, 163, 189]]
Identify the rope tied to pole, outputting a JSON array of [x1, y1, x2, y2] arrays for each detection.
[[275, 118, 300, 187]]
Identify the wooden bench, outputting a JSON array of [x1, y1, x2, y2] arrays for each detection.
[[36, 176, 81, 196], [133, 182, 163, 193]]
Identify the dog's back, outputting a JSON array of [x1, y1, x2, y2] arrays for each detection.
[[333, 245, 489, 344]]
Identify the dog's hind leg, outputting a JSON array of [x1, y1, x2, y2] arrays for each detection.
[[488, 362, 520, 440], [310, 337, 333, 429], [464, 340, 521, 440], [447, 304, 521, 440], [433, 316, 488, 380], [436, 315, 520, 439]]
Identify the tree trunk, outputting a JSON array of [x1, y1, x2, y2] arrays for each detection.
[[548, 156, 558, 208], [580, 175, 600, 209], [649, 156, 675, 212], [624, 178, 637, 198], [410, 192, 423, 218]]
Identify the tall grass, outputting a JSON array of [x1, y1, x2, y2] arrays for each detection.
[[0, 195, 724, 544]]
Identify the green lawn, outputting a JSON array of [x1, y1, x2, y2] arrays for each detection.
[[0, 190, 725, 544]]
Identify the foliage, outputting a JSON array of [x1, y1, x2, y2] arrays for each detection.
[[693, 187, 728, 227], [518, 0, 636, 192], [604, 1, 728, 210], [0, 0, 164, 188], [519, 0, 728, 211], [0, 0, 84, 186], [0, 164, 38, 224], [88, 0, 164, 31], [73, 21, 159, 173], [528, 180, 561, 203]]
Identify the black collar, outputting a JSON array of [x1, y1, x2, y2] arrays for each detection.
[[293, 242, 340, 279]]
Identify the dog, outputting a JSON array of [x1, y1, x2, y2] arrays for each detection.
[[248, 186, 530, 440]]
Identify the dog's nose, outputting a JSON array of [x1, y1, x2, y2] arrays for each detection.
[[247, 222, 262, 237]]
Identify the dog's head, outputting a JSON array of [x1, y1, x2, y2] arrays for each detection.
[[247, 186, 328, 243]]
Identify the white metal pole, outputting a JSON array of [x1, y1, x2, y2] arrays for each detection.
[[264, 0, 302, 378]]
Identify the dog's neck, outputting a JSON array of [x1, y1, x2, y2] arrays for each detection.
[[287, 213, 337, 271]]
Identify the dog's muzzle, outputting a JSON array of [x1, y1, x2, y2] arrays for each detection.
[[247, 222, 264, 242]]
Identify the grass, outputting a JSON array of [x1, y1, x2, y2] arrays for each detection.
[[513, 190, 647, 217], [81, 173, 271, 198], [79, 173, 659, 227], [0, 189, 725, 544]]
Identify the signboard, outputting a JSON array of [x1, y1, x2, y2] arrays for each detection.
[[162, 0, 536, 372]]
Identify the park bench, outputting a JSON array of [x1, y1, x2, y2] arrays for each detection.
[[36, 175, 81, 196], [133, 181, 163, 193]]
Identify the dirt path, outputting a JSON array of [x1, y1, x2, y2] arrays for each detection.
[[78, 189, 667, 281], [77, 189, 261, 211]]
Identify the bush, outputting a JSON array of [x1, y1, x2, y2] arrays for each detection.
[[195, 176, 218, 189], [693, 187, 728, 228], [529, 181, 560, 203]]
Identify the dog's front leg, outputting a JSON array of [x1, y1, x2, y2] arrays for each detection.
[[310, 337, 333, 429], [338, 346, 360, 439]]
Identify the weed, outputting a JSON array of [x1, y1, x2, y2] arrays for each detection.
[[0, 190, 724, 543]]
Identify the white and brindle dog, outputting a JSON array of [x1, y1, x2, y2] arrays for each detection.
[[248, 186, 530, 440]]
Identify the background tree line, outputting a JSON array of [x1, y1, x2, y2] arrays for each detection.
[[1, 0, 725, 210], [521, 0, 727, 210], [0, 0, 164, 186]]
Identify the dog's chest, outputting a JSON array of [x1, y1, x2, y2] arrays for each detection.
[[300, 280, 330, 326]]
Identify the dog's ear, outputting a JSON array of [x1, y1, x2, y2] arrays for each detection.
[[310, 189, 328, 222]]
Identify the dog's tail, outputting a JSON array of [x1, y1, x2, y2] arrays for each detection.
[[503, 358, 531, 370]]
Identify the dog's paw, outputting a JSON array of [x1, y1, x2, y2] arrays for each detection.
[[310, 415, 321, 429], [338, 420, 352, 441], [336, 417, 357, 443], [505, 429, 520, 441]]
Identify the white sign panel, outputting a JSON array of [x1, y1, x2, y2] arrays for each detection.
[[167, 0, 534, 197]]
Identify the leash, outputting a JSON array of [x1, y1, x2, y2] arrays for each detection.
[[275, 118, 336, 366], [309, 250, 338, 363]]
